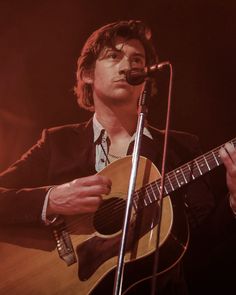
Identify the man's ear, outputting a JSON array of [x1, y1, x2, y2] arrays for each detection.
[[82, 68, 94, 84]]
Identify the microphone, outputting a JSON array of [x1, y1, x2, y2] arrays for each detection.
[[125, 61, 170, 85]]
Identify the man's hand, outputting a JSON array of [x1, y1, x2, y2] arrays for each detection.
[[47, 175, 112, 216], [219, 142, 236, 211]]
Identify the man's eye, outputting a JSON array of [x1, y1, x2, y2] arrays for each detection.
[[107, 52, 119, 59], [111, 53, 118, 59], [132, 57, 144, 65]]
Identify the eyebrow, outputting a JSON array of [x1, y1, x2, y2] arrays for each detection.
[[106, 48, 145, 58], [99, 47, 146, 62], [132, 52, 145, 59]]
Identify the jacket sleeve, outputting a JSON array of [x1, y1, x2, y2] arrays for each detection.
[[0, 129, 52, 224]]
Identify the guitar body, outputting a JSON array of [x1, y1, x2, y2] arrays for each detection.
[[0, 156, 189, 295]]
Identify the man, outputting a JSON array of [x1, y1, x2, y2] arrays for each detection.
[[0, 20, 235, 294]]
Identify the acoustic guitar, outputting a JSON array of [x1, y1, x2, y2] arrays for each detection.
[[0, 138, 234, 295]]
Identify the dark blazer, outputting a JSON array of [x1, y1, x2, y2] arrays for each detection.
[[0, 119, 233, 231], [1, 118, 235, 295]]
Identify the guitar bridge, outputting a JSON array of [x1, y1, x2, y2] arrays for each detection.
[[52, 219, 77, 266]]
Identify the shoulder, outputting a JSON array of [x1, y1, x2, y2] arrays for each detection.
[[41, 119, 93, 140], [148, 124, 202, 164], [34, 120, 93, 150], [148, 124, 199, 145], [46, 120, 92, 135]]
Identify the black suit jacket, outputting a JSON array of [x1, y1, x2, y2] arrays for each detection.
[[0, 119, 234, 233]]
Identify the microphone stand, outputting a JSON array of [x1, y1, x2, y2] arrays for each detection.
[[113, 78, 152, 295], [151, 63, 173, 295]]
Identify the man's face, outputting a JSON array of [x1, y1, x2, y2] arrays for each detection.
[[89, 37, 146, 107]]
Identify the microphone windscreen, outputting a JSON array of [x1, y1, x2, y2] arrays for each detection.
[[125, 68, 146, 85]]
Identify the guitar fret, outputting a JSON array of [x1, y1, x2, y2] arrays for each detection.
[[182, 165, 191, 182], [163, 184, 168, 194], [150, 183, 158, 201], [175, 168, 187, 186], [159, 182, 167, 195], [134, 190, 145, 210], [203, 155, 210, 171], [141, 188, 148, 206], [166, 174, 174, 191], [139, 191, 145, 207], [156, 182, 168, 198], [212, 150, 220, 166], [133, 196, 138, 211], [206, 153, 217, 169], [195, 160, 202, 175], [145, 187, 152, 204], [168, 171, 180, 190], [173, 171, 181, 187], [187, 163, 195, 180], [155, 181, 161, 195], [143, 198, 148, 206], [133, 137, 235, 214], [198, 159, 209, 174], [180, 168, 187, 183], [189, 161, 201, 178]]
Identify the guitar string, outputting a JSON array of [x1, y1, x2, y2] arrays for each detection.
[[55, 190, 141, 235], [54, 140, 235, 236], [54, 151, 214, 236], [54, 178, 157, 235], [88, 139, 233, 232], [54, 166, 197, 237], [54, 148, 218, 235], [1, 142, 231, 271], [53, 140, 129, 233], [55, 140, 180, 235], [57, 173, 171, 242], [62, 146, 230, 240]]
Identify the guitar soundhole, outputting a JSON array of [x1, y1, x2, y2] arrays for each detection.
[[93, 197, 126, 235]]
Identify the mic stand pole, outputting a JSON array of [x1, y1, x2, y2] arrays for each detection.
[[113, 78, 152, 295], [151, 62, 173, 295]]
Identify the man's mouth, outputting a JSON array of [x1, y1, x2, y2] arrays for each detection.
[[113, 78, 128, 83]]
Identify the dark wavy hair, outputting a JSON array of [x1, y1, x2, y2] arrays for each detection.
[[74, 20, 158, 111]]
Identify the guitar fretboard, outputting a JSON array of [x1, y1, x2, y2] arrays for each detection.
[[133, 138, 236, 210]]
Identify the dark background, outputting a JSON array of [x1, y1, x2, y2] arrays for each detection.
[[0, 0, 235, 172], [0, 0, 235, 293]]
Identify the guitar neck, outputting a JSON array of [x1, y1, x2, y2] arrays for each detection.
[[133, 138, 236, 210]]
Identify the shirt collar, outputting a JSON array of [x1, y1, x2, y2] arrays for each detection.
[[93, 113, 106, 143], [92, 113, 153, 143]]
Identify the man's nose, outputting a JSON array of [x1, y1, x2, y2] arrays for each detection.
[[118, 57, 132, 75]]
